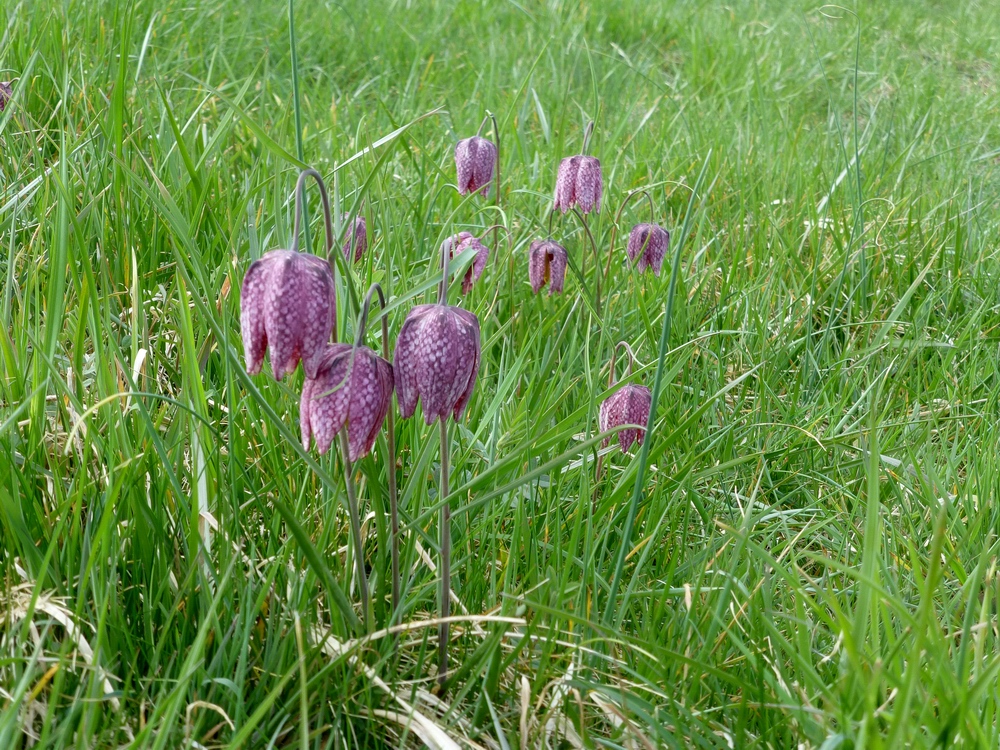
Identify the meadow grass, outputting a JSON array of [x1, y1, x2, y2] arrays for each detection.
[[2, 0, 1000, 746]]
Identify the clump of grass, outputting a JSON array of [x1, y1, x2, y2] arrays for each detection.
[[2, 0, 1000, 747]]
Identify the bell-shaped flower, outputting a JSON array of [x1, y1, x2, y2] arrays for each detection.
[[528, 240, 567, 295], [599, 384, 652, 452], [300, 343, 394, 461], [342, 216, 367, 263], [0, 82, 12, 111], [553, 155, 602, 215], [455, 136, 496, 197], [441, 232, 489, 295], [240, 249, 336, 381], [394, 304, 481, 425], [626, 223, 670, 277]]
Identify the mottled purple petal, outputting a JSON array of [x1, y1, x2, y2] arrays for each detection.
[[301, 344, 352, 455], [554, 156, 580, 213], [449, 307, 481, 420], [599, 384, 652, 452], [342, 216, 367, 263], [0, 82, 12, 112], [393, 304, 481, 425], [528, 240, 568, 295], [528, 241, 547, 294], [575, 157, 602, 214], [263, 250, 336, 380], [455, 136, 496, 197], [627, 224, 670, 277], [240, 258, 271, 375]]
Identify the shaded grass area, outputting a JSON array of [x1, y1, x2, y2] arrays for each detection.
[[2, 0, 1000, 746]]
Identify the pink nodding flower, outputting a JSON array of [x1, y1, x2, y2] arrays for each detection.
[[455, 136, 497, 197], [626, 224, 670, 277], [599, 385, 652, 453], [394, 304, 481, 425], [240, 250, 336, 381], [342, 216, 367, 263], [0, 82, 12, 111], [300, 343, 394, 461], [528, 240, 567, 295], [553, 155, 602, 215], [441, 232, 489, 295]]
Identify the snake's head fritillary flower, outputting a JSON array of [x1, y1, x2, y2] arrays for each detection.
[[0, 82, 12, 112], [528, 240, 568, 295], [626, 224, 670, 277], [455, 136, 497, 198], [441, 232, 489, 295], [240, 249, 336, 381], [342, 216, 367, 263], [394, 304, 481, 425], [300, 343, 394, 461], [599, 384, 652, 452], [554, 155, 602, 215]]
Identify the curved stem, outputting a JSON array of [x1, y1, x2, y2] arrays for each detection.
[[489, 111, 501, 253], [604, 189, 655, 289], [608, 340, 638, 387], [438, 419, 451, 689], [581, 120, 595, 155], [339, 431, 371, 631], [439, 234, 452, 305], [291, 168, 334, 259], [547, 209, 556, 237], [475, 114, 489, 137], [572, 208, 601, 310], [364, 283, 400, 616]]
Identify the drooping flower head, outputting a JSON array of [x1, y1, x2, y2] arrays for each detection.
[[455, 135, 497, 197], [300, 343, 394, 461], [240, 249, 336, 380], [553, 155, 602, 215], [394, 304, 481, 425], [599, 385, 652, 453], [626, 223, 670, 277], [240, 169, 337, 381], [342, 215, 367, 263], [0, 82, 12, 112], [528, 240, 568, 295], [441, 232, 489, 295]]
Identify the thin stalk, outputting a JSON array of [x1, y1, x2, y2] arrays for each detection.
[[572, 208, 601, 310], [339, 431, 371, 630], [288, 0, 309, 250], [602, 150, 713, 627], [604, 189, 656, 287], [581, 120, 594, 154], [438, 418, 451, 689], [594, 341, 638, 496], [290, 168, 335, 260], [489, 111, 501, 253]]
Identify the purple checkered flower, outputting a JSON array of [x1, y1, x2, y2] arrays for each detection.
[[342, 215, 367, 263], [599, 384, 652, 452], [300, 343, 394, 461], [0, 82, 12, 112], [626, 224, 670, 277], [528, 240, 567, 295], [553, 155, 602, 215], [441, 232, 489, 295], [240, 249, 336, 381], [394, 304, 481, 425], [455, 136, 497, 197]]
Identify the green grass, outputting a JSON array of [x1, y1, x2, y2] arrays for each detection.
[[2, 0, 1000, 746]]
